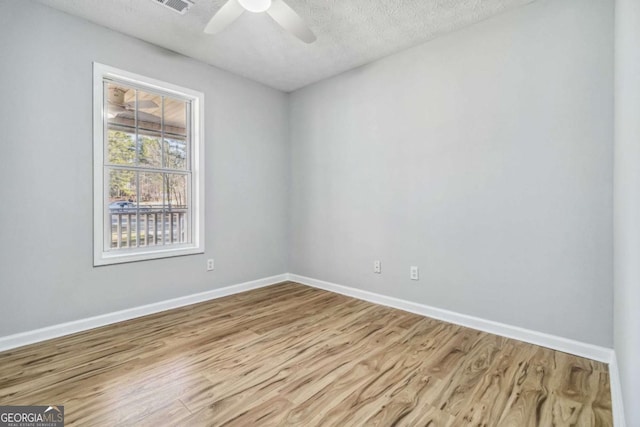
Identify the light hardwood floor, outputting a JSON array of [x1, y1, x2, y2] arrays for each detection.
[[0, 282, 612, 426]]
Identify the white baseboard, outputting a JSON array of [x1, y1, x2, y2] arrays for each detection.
[[288, 274, 614, 364], [609, 353, 627, 427], [0, 274, 288, 353]]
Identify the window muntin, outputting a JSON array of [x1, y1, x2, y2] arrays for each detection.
[[94, 63, 204, 266]]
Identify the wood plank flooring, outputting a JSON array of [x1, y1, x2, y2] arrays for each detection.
[[0, 282, 612, 426]]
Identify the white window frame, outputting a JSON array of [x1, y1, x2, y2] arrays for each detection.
[[93, 62, 205, 266]]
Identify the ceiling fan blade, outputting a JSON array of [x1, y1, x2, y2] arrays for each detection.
[[204, 0, 245, 35], [266, 0, 316, 44], [107, 102, 126, 119], [136, 111, 162, 123], [136, 100, 159, 109], [107, 101, 126, 110], [124, 100, 159, 110]]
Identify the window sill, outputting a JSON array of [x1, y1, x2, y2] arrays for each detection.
[[94, 245, 204, 266]]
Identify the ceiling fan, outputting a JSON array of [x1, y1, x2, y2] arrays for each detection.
[[107, 87, 159, 119], [204, 0, 316, 44]]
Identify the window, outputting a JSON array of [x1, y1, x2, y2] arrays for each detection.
[[93, 63, 204, 266]]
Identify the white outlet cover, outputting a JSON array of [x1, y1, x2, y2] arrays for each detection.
[[374, 260, 381, 274]]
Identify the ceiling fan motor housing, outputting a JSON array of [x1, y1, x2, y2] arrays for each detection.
[[238, 0, 272, 13], [107, 86, 127, 105]]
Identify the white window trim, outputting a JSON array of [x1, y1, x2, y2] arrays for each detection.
[[93, 62, 205, 266]]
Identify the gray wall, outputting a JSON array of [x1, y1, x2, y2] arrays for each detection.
[[289, 0, 613, 346], [0, 1, 289, 337], [614, 0, 640, 423]]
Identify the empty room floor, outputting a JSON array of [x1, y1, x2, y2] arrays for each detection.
[[0, 282, 612, 426]]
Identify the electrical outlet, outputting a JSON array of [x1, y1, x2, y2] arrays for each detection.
[[207, 258, 215, 271], [374, 260, 381, 274], [410, 266, 419, 280]]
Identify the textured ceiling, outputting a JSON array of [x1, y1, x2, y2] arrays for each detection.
[[36, 0, 535, 92]]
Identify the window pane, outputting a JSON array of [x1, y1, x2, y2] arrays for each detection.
[[165, 173, 188, 209], [138, 132, 162, 169], [165, 173, 189, 244], [139, 172, 163, 206], [110, 212, 138, 249], [164, 137, 187, 170], [108, 169, 136, 204], [140, 172, 163, 246], [107, 128, 136, 165], [106, 82, 135, 128], [164, 97, 187, 136], [108, 169, 137, 249], [137, 90, 162, 133]]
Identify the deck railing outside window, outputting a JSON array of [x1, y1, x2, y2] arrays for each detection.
[[110, 205, 187, 249]]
